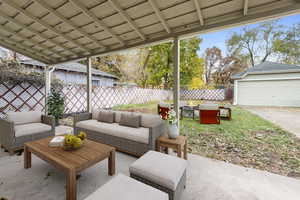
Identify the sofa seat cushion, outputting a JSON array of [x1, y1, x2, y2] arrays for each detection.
[[84, 174, 168, 200], [15, 123, 52, 137], [76, 120, 149, 144], [129, 151, 187, 191], [7, 111, 43, 125]]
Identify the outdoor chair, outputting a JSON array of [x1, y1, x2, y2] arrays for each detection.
[[0, 111, 55, 155], [198, 104, 220, 124], [219, 105, 232, 120]]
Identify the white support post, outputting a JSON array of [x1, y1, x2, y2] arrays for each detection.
[[233, 80, 238, 105], [173, 37, 180, 127], [87, 57, 92, 113], [45, 65, 55, 114]]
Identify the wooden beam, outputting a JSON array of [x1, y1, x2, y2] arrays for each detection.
[[148, 0, 171, 33], [0, 11, 79, 57], [34, 0, 106, 50], [2, 0, 91, 52], [0, 23, 62, 59], [86, 57, 92, 113], [0, 32, 54, 62], [244, 0, 249, 16], [173, 37, 180, 127], [69, 0, 125, 46], [108, 0, 146, 40], [0, 39, 51, 64], [193, 0, 204, 25]]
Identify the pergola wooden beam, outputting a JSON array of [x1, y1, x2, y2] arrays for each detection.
[[34, 0, 106, 50], [2, 0, 91, 53], [148, 0, 171, 33], [0, 12, 78, 57], [0, 23, 63, 59], [108, 0, 146, 40], [193, 0, 204, 26], [0, 38, 51, 64], [244, 0, 249, 16], [69, 0, 125, 46]]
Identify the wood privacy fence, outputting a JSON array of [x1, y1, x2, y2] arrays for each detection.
[[0, 81, 231, 118]]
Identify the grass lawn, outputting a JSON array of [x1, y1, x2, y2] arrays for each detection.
[[114, 101, 300, 179]]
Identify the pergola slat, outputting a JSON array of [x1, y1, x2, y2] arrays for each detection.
[[193, 0, 204, 26], [0, 38, 50, 64], [108, 0, 146, 41], [244, 0, 249, 16], [68, 0, 125, 46], [148, 0, 171, 33], [0, 0, 298, 64], [34, 0, 106, 50], [0, 23, 63, 59], [2, 0, 91, 53], [0, 12, 80, 57]]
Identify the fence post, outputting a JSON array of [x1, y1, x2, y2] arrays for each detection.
[[45, 65, 55, 114], [173, 37, 180, 127], [87, 57, 92, 113]]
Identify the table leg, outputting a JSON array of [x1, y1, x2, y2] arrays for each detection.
[[66, 170, 77, 200], [24, 146, 31, 169], [184, 142, 188, 160], [177, 145, 182, 158], [108, 150, 115, 176]]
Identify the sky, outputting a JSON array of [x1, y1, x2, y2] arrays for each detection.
[[197, 13, 300, 57]]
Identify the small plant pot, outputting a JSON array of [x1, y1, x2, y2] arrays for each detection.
[[167, 124, 179, 139]]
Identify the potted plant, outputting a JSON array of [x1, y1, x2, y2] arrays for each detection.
[[47, 88, 65, 126], [164, 109, 179, 139]]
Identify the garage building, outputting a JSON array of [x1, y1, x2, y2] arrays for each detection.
[[232, 62, 300, 107]]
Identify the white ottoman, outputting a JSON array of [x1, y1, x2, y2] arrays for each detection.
[[84, 174, 168, 200], [129, 151, 187, 200]]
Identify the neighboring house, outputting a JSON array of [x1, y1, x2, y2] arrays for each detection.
[[232, 61, 300, 107], [21, 60, 119, 87]]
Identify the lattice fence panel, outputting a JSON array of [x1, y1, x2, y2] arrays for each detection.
[[180, 89, 225, 101], [61, 84, 173, 114], [0, 82, 45, 118]]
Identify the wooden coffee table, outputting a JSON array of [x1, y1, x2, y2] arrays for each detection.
[[24, 137, 116, 200]]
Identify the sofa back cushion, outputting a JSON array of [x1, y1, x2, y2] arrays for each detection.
[[92, 109, 100, 120], [140, 114, 163, 128], [98, 110, 115, 123], [7, 111, 43, 125], [114, 111, 130, 123], [119, 113, 141, 128]]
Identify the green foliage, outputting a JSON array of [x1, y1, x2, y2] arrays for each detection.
[[47, 89, 65, 121], [146, 37, 204, 89], [226, 21, 284, 67]]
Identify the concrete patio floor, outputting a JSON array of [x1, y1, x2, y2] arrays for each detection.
[[244, 106, 300, 138], [0, 150, 299, 200]]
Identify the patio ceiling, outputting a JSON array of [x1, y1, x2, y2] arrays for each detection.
[[0, 0, 300, 65]]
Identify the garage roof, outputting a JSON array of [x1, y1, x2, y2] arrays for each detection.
[[232, 61, 300, 79], [0, 0, 300, 65]]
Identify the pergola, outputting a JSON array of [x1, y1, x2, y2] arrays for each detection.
[[1, 0, 300, 122]]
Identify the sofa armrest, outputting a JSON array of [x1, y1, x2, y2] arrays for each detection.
[[148, 121, 166, 150], [0, 118, 15, 147], [42, 115, 55, 132], [74, 113, 92, 128]]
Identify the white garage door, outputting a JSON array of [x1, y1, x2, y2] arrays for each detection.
[[237, 79, 300, 107]]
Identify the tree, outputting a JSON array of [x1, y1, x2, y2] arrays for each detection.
[[274, 23, 300, 64], [226, 21, 284, 67], [203, 47, 222, 84], [146, 37, 204, 89]]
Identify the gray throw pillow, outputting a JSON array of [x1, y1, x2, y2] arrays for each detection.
[[98, 110, 115, 123], [119, 113, 141, 128]]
